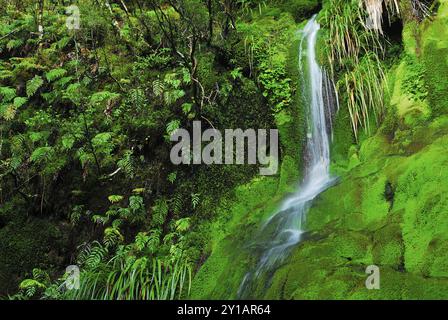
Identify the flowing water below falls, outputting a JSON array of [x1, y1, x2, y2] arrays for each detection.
[[238, 16, 338, 298]]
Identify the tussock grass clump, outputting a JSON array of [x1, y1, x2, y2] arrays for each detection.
[[62, 242, 192, 300], [339, 53, 386, 135], [322, 0, 400, 139]]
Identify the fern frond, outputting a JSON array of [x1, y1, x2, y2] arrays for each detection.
[[26, 75, 44, 97]]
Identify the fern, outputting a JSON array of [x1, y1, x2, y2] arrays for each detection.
[[163, 89, 185, 105], [10, 57, 42, 72], [175, 218, 191, 232], [166, 119, 181, 136], [167, 171, 177, 184], [19, 279, 46, 290], [1, 104, 16, 120], [103, 227, 124, 248], [30, 146, 53, 164], [181, 68, 191, 84], [13, 96, 27, 108], [61, 134, 75, 150], [129, 195, 144, 211], [6, 39, 24, 50], [78, 241, 108, 269], [108, 195, 124, 204], [45, 68, 67, 82], [63, 83, 82, 104], [117, 151, 135, 178], [90, 91, 120, 106], [132, 187, 145, 194], [191, 193, 200, 209], [146, 230, 161, 253], [152, 199, 168, 226], [181, 103, 193, 115], [135, 232, 150, 251], [152, 79, 164, 97], [26, 75, 44, 97], [92, 214, 109, 225], [0, 86, 17, 102], [54, 76, 73, 89], [171, 193, 183, 215], [19, 279, 45, 298]]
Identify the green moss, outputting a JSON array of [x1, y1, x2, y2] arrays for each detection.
[[281, 0, 322, 22], [262, 128, 448, 299], [394, 136, 448, 275], [330, 104, 355, 174], [192, 2, 448, 300], [0, 212, 64, 295], [191, 20, 307, 298], [190, 175, 284, 299], [422, 2, 448, 115]]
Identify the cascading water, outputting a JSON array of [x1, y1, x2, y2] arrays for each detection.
[[238, 15, 338, 299]]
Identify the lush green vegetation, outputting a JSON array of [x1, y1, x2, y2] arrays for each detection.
[[1, 0, 447, 300]]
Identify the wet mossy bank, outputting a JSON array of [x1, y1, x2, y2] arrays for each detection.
[[263, 3, 448, 299], [190, 17, 307, 299], [191, 1, 448, 299]]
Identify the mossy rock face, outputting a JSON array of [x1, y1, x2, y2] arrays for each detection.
[[283, 0, 322, 22], [192, 3, 448, 300], [191, 16, 307, 299], [260, 130, 448, 300], [422, 1, 448, 115], [190, 102, 305, 298], [0, 215, 66, 295]]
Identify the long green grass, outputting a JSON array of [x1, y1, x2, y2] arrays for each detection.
[[322, 0, 397, 139], [62, 243, 192, 300]]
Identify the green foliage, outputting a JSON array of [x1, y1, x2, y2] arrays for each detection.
[[339, 53, 386, 137], [166, 119, 181, 136], [4, 0, 445, 303], [26, 75, 44, 97], [45, 68, 67, 82], [30, 146, 54, 164], [152, 199, 169, 227], [191, 193, 200, 209], [322, 0, 394, 138], [258, 62, 292, 112], [108, 195, 124, 204], [0, 86, 16, 102], [175, 218, 191, 232], [283, 0, 321, 22]]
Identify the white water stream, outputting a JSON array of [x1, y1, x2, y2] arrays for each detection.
[[238, 16, 338, 298]]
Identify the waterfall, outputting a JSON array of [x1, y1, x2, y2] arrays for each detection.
[[238, 15, 338, 299]]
